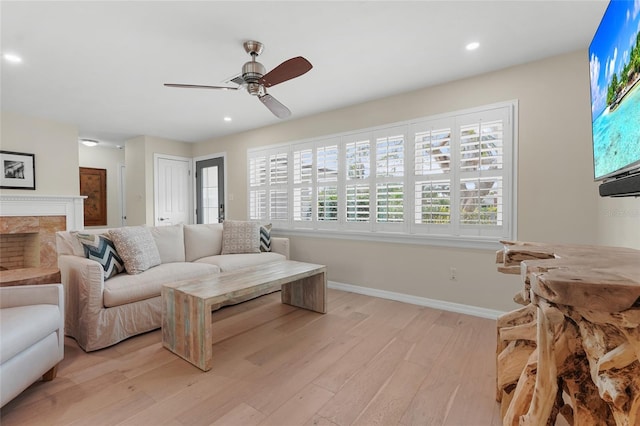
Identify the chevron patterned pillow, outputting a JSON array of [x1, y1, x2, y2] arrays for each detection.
[[77, 233, 125, 280], [260, 223, 272, 252]]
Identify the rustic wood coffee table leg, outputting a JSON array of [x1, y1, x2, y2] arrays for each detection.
[[281, 271, 326, 313], [162, 286, 214, 371]]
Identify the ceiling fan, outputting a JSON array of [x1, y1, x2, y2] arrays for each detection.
[[164, 40, 312, 119]]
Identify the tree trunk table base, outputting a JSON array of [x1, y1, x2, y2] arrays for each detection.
[[495, 241, 640, 426]]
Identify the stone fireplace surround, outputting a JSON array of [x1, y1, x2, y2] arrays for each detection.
[[0, 195, 85, 269]]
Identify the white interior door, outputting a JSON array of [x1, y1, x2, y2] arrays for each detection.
[[155, 155, 192, 226]]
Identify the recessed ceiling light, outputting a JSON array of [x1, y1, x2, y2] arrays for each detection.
[[3, 53, 22, 63], [223, 116, 232, 122], [466, 42, 480, 51], [80, 139, 99, 147]]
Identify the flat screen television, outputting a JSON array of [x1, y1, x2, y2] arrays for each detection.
[[589, 0, 640, 197]]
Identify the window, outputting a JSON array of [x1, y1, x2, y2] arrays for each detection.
[[247, 101, 516, 247], [293, 148, 313, 222], [316, 142, 339, 223]]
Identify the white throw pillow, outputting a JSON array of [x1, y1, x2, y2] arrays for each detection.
[[183, 223, 223, 261], [151, 224, 186, 263]]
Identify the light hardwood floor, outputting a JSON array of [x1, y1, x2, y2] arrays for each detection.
[[1, 289, 502, 426]]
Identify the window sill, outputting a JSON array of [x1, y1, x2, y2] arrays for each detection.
[[272, 227, 508, 250]]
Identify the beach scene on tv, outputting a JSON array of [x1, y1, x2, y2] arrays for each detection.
[[590, 0, 640, 180]]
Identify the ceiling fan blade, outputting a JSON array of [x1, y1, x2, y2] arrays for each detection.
[[164, 83, 239, 90], [258, 93, 291, 119], [259, 56, 312, 88]]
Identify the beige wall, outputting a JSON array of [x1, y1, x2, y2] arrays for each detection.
[[124, 135, 193, 225], [596, 196, 640, 249], [124, 136, 147, 226], [193, 50, 605, 312], [0, 111, 79, 196], [3, 49, 636, 312], [79, 144, 126, 228]]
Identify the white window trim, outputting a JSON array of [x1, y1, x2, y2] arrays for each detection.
[[248, 100, 518, 250]]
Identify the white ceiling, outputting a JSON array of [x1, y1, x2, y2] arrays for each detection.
[[1, 1, 608, 147]]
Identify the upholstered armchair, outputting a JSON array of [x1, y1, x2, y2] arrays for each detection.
[[0, 284, 64, 407]]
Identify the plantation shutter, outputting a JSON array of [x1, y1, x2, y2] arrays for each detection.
[[411, 118, 454, 235], [374, 127, 405, 230], [455, 107, 511, 238], [268, 149, 289, 224], [292, 145, 313, 224], [345, 132, 372, 227], [248, 155, 267, 221], [248, 101, 515, 246], [316, 139, 339, 226]]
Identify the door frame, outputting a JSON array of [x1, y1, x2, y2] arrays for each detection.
[[117, 162, 127, 226], [193, 152, 227, 224], [153, 153, 194, 226]]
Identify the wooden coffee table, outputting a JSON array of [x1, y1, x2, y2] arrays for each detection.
[[161, 260, 326, 371]]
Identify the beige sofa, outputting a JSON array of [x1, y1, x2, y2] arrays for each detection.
[[0, 284, 65, 407], [56, 223, 289, 352]]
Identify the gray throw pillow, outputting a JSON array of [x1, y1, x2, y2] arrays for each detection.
[[221, 220, 260, 254], [109, 226, 161, 274]]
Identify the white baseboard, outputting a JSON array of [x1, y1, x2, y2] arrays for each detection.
[[328, 281, 505, 320]]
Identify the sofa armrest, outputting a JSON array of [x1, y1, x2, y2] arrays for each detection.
[[270, 237, 289, 259], [57, 255, 106, 338], [0, 284, 63, 309]]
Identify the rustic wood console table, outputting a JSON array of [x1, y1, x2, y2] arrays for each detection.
[[495, 241, 640, 425]]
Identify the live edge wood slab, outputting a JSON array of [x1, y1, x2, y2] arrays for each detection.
[[495, 241, 640, 426], [162, 260, 327, 372], [0, 267, 61, 287]]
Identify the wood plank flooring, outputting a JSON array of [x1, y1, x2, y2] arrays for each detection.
[[0, 289, 502, 426]]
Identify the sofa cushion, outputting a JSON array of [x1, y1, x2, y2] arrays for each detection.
[[260, 223, 272, 252], [151, 224, 186, 263], [194, 252, 285, 272], [109, 226, 161, 274], [103, 262, 220, 307], [184, 224, 223, 262], [221, 220, 260, 254], [77, 233, 125, 280], [0, 305, 60, 363]]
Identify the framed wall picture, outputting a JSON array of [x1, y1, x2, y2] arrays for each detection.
[[80, 167, 107, 226], [0, 151, 36, 190]]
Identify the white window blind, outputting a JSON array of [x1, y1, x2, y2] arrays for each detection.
[[375, 129, 405, 229], [316, 143, 339, 223], [345, 134, 372, 225], [247, 101, 516, 247], [413, 121, 452, 232], [248, 156, 267, 221], [293, 147, 313, 223]]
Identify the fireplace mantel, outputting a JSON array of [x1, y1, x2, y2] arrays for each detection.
[[0, 194, 85, 231]]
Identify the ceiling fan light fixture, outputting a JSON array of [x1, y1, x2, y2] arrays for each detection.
[[164, 40, 312, 119], [223, 116, 232, 122], [80, 139, 99, 147]]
